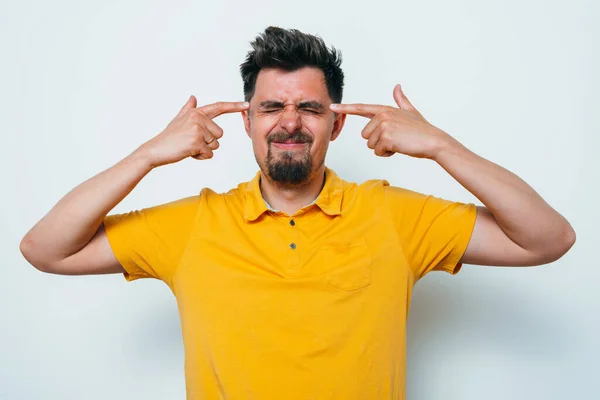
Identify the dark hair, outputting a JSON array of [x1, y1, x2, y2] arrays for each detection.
[[240, 26, 344, 103]]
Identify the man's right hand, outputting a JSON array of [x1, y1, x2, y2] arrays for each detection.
[[138, 96, 249, 168], [21, 95, 250, 276]]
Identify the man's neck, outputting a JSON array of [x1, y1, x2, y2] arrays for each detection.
[[259, 166, 326, 216]]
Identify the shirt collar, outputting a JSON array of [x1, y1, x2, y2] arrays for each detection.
[[243, 166, 344, 222]]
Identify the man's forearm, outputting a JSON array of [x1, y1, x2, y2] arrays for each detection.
[[20, 148, 153, 266], [433, 137, 575, 253]]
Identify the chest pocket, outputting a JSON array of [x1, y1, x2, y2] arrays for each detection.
[[320, 239, 372, 291]]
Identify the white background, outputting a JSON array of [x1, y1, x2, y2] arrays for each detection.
[[2, 0, 598, 398]]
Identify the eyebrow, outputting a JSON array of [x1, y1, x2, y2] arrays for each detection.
[[258, 100, 326, 112]]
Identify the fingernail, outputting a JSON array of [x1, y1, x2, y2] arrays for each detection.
[[243, 102, 250, 107], [330, 104, 338, 109]]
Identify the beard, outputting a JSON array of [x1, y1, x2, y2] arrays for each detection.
[[264, 131, 314, 185]]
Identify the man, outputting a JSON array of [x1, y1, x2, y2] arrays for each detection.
[[20, 26, 575, 399]]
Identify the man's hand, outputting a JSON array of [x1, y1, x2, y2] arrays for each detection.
[[331, 85, 576, 266], [138, 96, 249, 168], [330, 84, 454, 159], [20, 95, 250, 276]]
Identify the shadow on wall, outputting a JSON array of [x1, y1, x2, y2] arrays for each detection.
[[406, 272, 575, 398]]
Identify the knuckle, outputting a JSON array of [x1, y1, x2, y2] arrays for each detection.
[[191, 135, 201, 147], [378, 112, 391, 122], [190, 136, 203, 150], [189, 113, 202, 124], [211, 125, 223, 138]]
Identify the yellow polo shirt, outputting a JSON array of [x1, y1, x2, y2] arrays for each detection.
[[103, 166, 477, 399]]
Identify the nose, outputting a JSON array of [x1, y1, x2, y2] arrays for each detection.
[[278, 105, 302, 134]]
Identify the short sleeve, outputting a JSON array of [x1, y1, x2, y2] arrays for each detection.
[[102, 195, 201, 285], [384, 185, 477, 281]]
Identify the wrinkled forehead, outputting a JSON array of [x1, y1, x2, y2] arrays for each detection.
[[253, 67, 330, 104]]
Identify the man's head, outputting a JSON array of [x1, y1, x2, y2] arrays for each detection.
[[240, 27, 346, 187]]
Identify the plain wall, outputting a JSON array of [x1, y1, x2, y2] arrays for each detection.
[[2, 0, 598, 398]]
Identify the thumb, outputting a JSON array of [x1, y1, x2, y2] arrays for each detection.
[[178, 95, 197, 115], [393, 84, 417, 112]]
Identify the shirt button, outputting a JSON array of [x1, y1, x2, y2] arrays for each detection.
[[290, 219, 296, 226], [290, 243, 297, 250]]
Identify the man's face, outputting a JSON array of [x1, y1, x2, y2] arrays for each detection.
[[242, 67, 345, 186]]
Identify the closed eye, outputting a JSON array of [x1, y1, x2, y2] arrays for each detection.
[[260, 109, 282, 114], [300, 109, 321, 114], [257, 102, 325, 115]]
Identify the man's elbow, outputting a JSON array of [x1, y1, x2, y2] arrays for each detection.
[[560, 223, 576, 256], [19, 235, 54, 273], [540, 223, 576, 264], [19, 235, 34, 264]]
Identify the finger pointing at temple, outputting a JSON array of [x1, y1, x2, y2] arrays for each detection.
[[329, 103, 392, 119], [198, 101, 250, 119]]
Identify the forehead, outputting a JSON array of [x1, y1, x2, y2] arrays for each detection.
[[253, 67, 329, 103]]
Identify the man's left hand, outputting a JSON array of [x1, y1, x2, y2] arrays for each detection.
[[330, 84, 455, 159]]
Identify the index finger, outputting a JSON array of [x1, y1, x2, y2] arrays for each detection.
[[330, 103, 388, 118], [198, 101, 250, 119]]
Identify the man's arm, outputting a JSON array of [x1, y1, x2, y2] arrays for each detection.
[[434, 142, 576, 266], [20, 97, 249, 275], [331, 84, 575, 266], [19, 152, 152, 274]]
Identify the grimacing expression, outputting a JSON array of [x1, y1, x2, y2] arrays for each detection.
[[242, 67, 346, 185]]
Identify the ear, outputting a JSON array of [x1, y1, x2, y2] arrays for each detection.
[[330, 112, 346, 142], [242, 109, 251, 138]]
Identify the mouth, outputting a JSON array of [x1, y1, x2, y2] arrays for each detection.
[[271, 141, 309, 150], [270, 138, 310, 150]]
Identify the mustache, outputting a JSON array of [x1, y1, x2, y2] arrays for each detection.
[[267, 131, 313, 144]]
